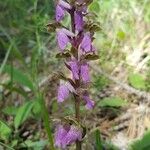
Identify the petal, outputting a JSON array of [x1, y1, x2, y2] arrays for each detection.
[[80, 33, 92, 52], [55, 125, 68, 148], [74, 11, 84, 32], [57, 29, 70, 50], [83, 95, 95, 109], [68, 60, 79, 80], [56, 4, 65, 22], [80, 63, 90, 83], [57, 84, 69, 102]]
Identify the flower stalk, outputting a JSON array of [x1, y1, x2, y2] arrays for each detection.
[[48, 0, 100, 149]]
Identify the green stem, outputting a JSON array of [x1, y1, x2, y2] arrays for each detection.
[[74, 95, 82, 150], [0, 142, 15, 150], [40, 94, 55, 150]]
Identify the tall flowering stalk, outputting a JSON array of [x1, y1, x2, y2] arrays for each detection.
[[47, 0, 99, 149]]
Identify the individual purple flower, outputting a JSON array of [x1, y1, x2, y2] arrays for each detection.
[[83, 92, 95, 109], [55, 124, 82, 149], [68, 59, 79, 80], [55, 125, 69, 148], [80, 62, 90, 83], [56, 28, 74, 51], [80, 32, 92, 53], [57, 83, 69, 102], [55, 0, 72, 22], [56, 4, 65, 22], [74, 11, 84, 32]]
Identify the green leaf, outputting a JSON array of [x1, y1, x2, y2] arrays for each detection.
[[95, 130, 103, 150], [128, 73, 146, 90], [0, 120, 11, 140], [14, 101, 34, 129], [130, 131, 150, 150], [21, 140, 47, 150], [98, 97, 127, 107], [89, 1, 100, 12], [32, 100, 42, 115], [2, 106, 19, 116], [2, 65, 34, 90]]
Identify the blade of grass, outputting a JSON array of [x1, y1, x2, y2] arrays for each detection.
[[39, 94, 55, 150], [0, 141, 15, 150], [0, 41, 13, 74], [95, 130, 103, 150]]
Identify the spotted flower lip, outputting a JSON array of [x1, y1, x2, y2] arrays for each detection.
[[80, 32, 92, 53], [57, 84, 69, 102], [56, 28, 75, 51], [74, 11, 84, 32], [68, 59, 79, 80], [80, 62, 90, 83], [83, 92, 95, 109], [55, 124, 82, 149], [56, 4, 65, 22]]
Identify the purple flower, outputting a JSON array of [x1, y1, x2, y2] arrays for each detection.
[[55, 0, 72, 22], [57, 84, 69, 102], [74, 11, 84, 32], [80, 32, 92, 53], [55, 125, 69, 148], [56, 4, 65, 22], [80, 62, 90, 83], [56, 28, 74, 51], [68, 60, 79, 80], [55, 124, 82, 149], [83, 92, 95, 109]]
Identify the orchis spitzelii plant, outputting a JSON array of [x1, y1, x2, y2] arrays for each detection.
[[47, 0, 100, 149]]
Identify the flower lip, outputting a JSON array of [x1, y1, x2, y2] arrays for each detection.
[[68, 59, 79, 80], [56, 29, 70, 50], [80, 62, 90, 83], [57, 83, 70, 102], [80, 32, 92, 53], [82, 92, 95, 109], [56, 4, 65, 22], [74, 11, 84, 32]]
